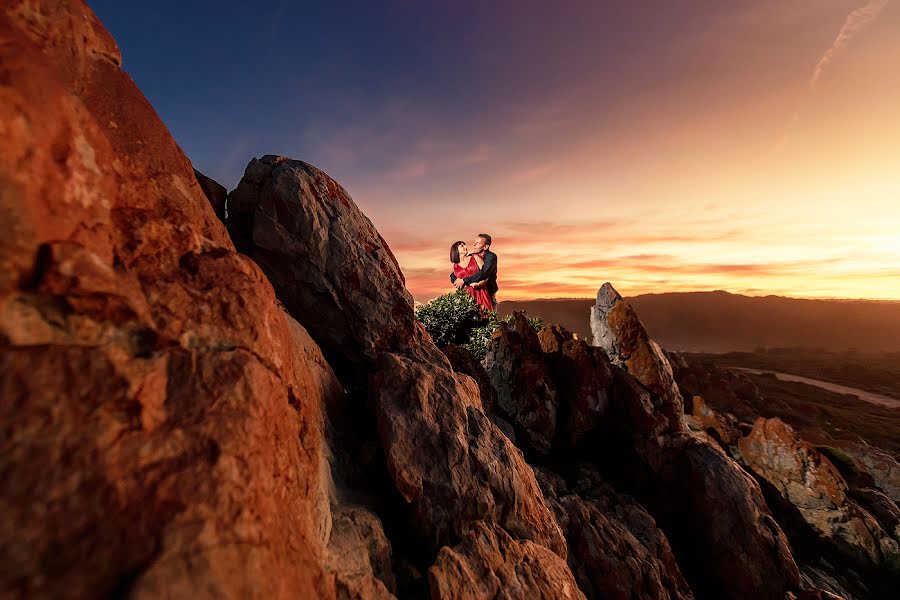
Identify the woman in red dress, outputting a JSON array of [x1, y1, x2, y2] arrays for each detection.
[[450, 240, 494, 311]]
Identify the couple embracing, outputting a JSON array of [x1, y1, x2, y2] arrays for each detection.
[[449, 233, 498, 312]]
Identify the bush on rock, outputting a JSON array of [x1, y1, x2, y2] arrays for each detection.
[[415, 290, 542, 360]]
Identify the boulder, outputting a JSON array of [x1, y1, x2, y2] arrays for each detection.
[[590, 283, 683, 431], [225, 155, 415, 383], [428, 521, 585, 600], [0, 2, 340, 597], [484, 312, 559, 454], [371, 338, 567, 558], [739, 418, 899, 568], [839, 440, 900, 505]]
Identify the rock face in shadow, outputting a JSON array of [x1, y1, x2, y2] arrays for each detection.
[[326, 505, 396, 599], [0, 2, 340, 597], [428, 521, 585, 600], [538, 325, 614, 449], [372, 334, 567, 558], [484, 312, 559, 454], [225, 155, 415, 384], [194, 168, 227, 223]]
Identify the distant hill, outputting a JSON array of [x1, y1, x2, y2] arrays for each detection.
[[498, 291, 900, 353]]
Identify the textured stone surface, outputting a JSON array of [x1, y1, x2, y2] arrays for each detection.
[[0, 2, 339, 597], [590, 283, 684, 431], [371, 336, 567, 558], [225, 154, 415, 383], [326, 505, 396, 600], [484, 312, 558, 454], [428, 521, 584, 600], [739, 417, 898, 567], [684, 394, 740, 447], [840, 440, 900, 505], [536, 467, 693, 600]]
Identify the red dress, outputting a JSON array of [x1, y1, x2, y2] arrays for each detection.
[[453, 256, 494, 311]]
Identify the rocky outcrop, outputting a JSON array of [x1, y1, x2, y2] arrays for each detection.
[[372, 339, 567, 557], [536, 467, 693, 600], [839, 440, 900, 505], [587, 287, 801, 599], [223, 149, 575, 594], [428, 521, 584, 600], [484, 312, 559, 454], [225, 155, 415, 384], [0, 2, 340, 597], [591, 282, 684, 431], [739, 418, 899, 568]]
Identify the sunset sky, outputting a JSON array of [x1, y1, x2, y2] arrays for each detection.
[[89, 1, 900, 302]]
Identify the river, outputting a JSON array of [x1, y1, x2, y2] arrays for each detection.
[[728, 367, 900, 409]]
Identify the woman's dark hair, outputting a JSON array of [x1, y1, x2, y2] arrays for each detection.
[[450, 240, 465, 264]]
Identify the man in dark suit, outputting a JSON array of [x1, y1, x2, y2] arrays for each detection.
[[450, 233, 498, 308]]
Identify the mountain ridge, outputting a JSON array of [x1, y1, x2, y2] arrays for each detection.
[[500, 291, 900, 352]]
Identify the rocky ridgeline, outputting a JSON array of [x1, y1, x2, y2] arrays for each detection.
[[0, 2, 894, 599]]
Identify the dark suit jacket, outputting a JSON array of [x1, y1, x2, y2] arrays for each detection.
[[450, 250, 498, 297]]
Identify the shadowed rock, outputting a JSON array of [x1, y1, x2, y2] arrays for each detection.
[[484, 312, 559, 454], [326, 505, 397, 599], [225, 155, 415, 384], [538, 325, 614, 448], [586, 286, 801, 599], [193, 168, 227, 223]]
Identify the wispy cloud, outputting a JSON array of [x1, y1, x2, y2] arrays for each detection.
[[809, 0, 890, 89]]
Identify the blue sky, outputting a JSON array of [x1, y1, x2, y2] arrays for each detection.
[[87, 1, 900, 301]]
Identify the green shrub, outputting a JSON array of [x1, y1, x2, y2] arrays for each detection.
[[415, 289, 489, 348], [415, 290, 543, 360]]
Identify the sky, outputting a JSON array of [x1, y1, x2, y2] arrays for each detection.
[[87, 0, 900, 302]]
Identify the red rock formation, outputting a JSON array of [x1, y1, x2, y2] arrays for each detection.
[[588, 285, 802, 599], [225, 155, 415, 382], [225, 149, 575, 596], [739, 418, 899, 568], [428, 521, 584, 600], [536, 467, 693, 600], [683, 394, 740, 447], [1, 1, 340, 597], [326, 505, 396, 599], [372, 335, 567, 558]]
